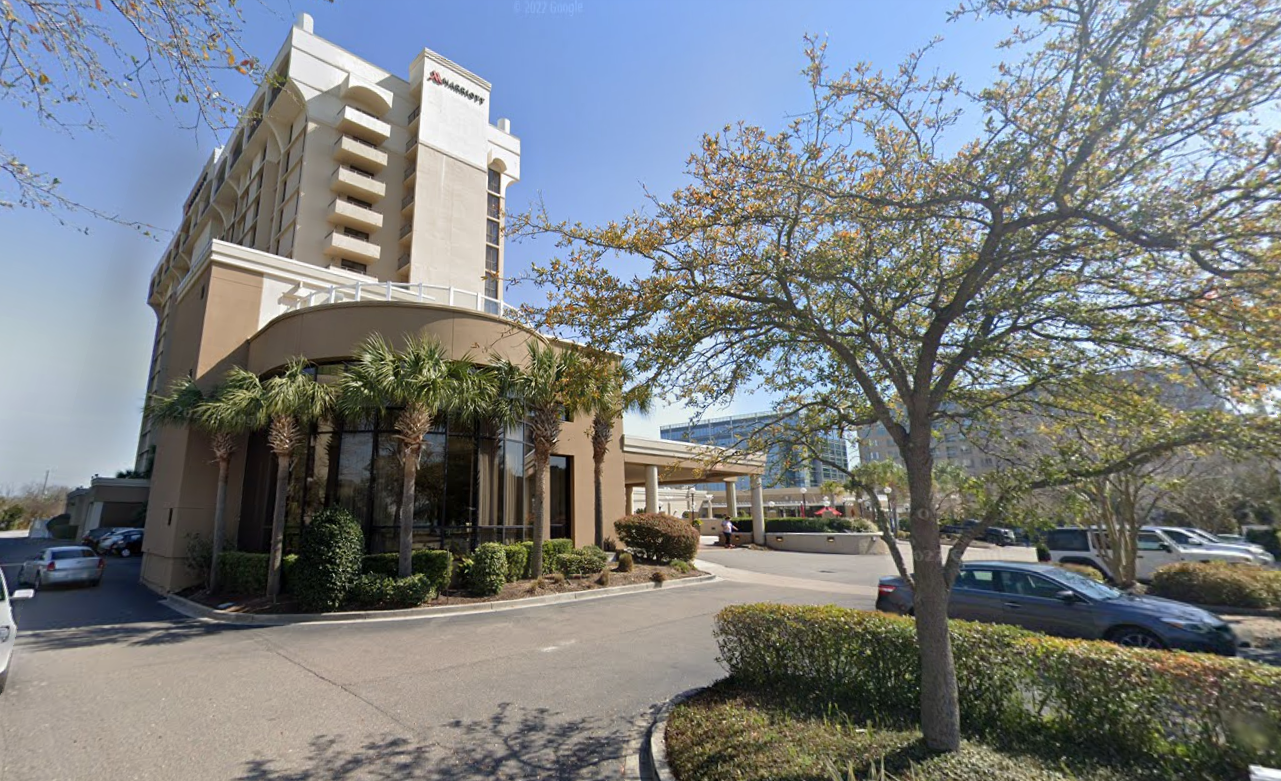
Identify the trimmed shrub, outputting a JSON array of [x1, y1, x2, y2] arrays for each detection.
[[617, 551, 634, 572], [502, 543, 529, 582], [1036, 542, 1051, 562], [671, 559, 693, 574], [715, 603, 1281, 775], [1149, 562, 1281, 609], [294, 506, 364, 612], [346, 573, 435, 609], [651, 570, 667, 585], [218, 551, 269, 595], [764, 517, 874, 534], [1057, 563, 1105, 582], [1246, 527, 1281, 559], [468, 543, 507, 596], [361, 549, 452, 594], [519, 538, 574, 573], [615, 513, 699, 562], [556, 545, 608, 576]]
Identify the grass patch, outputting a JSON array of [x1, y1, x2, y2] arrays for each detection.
[[665, 681, 1148, 781]]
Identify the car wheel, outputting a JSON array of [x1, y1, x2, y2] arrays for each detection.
[[1109, 627, 1166, 650], [120, 548, 132, 558]]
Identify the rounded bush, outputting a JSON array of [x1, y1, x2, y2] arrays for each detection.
[[1057, 563, 1105, 582], [617, 551, 635, 572], [615, 513, 699, 563], [346, 572, 434, 609], [1149, 561, 1281, 609], [294, 507, 364, 612], [502, 543, 529, 582], [360, 549, 452, 593], [469, 542, 508, 596], [556, 545, 608, 576]]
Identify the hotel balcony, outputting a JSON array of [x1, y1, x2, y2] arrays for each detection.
[[397, 253, 411, 279], [323, 230, 382, 264], [336, 105, 391, 146], [398, 220, 414, 247], [407, 104, 421, 130], [404, 134, 418, 160], [331, 166, 387, 202], [401, 190, 415, 216], [327, 198, 384, 233], [333, 135, 388, 173]]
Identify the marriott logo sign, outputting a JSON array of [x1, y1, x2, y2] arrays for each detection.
[[428, 70, 485, 105]]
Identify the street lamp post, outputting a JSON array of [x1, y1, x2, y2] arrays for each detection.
[[800, 487, 808, 517], [767, 500, 776, 518], [686, 487, 694, 519]]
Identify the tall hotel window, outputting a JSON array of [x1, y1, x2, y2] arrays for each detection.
[[485, 169, 502, 292]]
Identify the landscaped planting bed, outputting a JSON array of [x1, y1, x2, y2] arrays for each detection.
[[692, 603, 1281, 780], [666, 681, 1136, 781]]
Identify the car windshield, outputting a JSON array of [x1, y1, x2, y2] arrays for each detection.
[[1050, 569, 1123, 600]]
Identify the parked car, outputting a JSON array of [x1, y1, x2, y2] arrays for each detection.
[[984, 527, 1017, 546], [876, 561, 1238, 654], [81, 527, 129, 552], [103, 529, 144, 557], [1156, 526, 1274, 566], [17, 547, 104, 589], [1, 567, 35, 693], [1043, 526, 1256, 583], [1215, 533, 1248, 544]]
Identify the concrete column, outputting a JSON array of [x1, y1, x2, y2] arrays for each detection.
[[85, 501, 105, 534], [704, 495, 713, 519], [645, 465, 659, 514], [725, 481, 738, 518], [750, 474, 765, 546]]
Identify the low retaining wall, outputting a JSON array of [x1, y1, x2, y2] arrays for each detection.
[[766, 532, 888, 555]]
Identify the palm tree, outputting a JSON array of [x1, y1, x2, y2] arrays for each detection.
[[336, 334, 479, 578], [203, 358, 332, 597], [146, 377, 257, 593], [582, 359, 650, 547], [491, 341, 588, 578]]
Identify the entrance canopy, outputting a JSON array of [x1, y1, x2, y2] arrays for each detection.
[[622, 436, 765, 525]]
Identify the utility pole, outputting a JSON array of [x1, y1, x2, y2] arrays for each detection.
[[41, 469, 50, 495]]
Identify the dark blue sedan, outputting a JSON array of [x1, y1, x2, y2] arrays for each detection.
[[876, 561, 1238, 655]]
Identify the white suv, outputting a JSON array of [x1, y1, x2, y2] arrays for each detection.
[[1, 567, 35, 693], [1044, 526, 1258, 583]]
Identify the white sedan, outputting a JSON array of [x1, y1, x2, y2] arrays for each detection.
[[1, 567, 35, 693]]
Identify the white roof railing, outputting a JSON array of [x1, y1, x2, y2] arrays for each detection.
[[287, 281, 518, 320]]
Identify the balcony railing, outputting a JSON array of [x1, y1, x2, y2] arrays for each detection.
[[404, 135, 417, 153], [402, 192, 415, 209], [398, 254, 411, 270], [288, 281, 516, 320], [399, 221, 413, 239], [408, 105, 421, 123]]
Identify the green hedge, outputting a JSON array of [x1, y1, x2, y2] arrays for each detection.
[[1149, 562, 1281, 609], [502, 543, 529, 582], [615, 514, 699, 562], [216, 552, 300, 596], [556, 545, 608, 576], [293, 507, 364, 611], [361, 549, 452, 594], [469, 542, 507, 596], [346, 573, 435, 609], [714, 604, 1281, 775], [764, 517, 875, 534]]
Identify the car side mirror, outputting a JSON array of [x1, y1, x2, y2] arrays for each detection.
[[1159, 542, 1173, 552], [11, 589, 35, 601], [1055, 590, 1081, 604]]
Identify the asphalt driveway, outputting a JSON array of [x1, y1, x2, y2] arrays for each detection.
[[0, 534, 878, 781]]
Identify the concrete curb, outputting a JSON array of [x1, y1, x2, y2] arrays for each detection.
[[646, 687, 705, 781], [163, 572, 717, 627]]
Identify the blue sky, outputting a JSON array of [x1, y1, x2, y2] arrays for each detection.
[[0, 0, 1006, 489]]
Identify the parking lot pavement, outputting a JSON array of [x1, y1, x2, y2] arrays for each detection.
[[0, 534, 179, 632], [697, 540, 1038, 588]]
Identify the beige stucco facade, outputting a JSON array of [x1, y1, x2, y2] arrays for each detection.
[[133, 17, 762, 594]]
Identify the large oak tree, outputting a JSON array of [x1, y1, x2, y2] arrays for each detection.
[[517, 0, 1281, 750]]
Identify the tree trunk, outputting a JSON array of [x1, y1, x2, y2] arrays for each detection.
[[266, 453, 290, 599], [905, 437, 961, 752], [530, 447, 550, 578], [399, 444, 420, 578], [593, 453, 605, 548], [209, 455, 230, 593]]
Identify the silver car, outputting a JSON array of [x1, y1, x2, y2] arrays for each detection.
[[18, 546, 104, 589]]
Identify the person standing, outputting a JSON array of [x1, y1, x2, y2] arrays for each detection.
[[721, 517, 737, 548]]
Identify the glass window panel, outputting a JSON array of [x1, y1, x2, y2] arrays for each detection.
[[370, 435, 403, 553], [549, 455, 572, 541], [414, 433, 447, 531], [334, 432, 373, 526]]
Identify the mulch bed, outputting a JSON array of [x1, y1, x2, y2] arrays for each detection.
[[180, 561, 701, 615]]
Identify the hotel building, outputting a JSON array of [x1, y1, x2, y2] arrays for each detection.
[[133, 15, 763, 593]]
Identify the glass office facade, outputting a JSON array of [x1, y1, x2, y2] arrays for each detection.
[[660, 412, 849, 491]]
